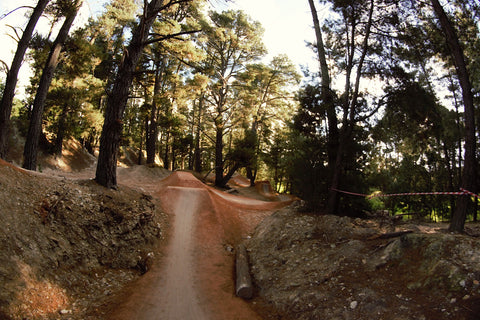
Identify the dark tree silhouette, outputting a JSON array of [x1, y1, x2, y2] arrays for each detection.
[[431, 0, 477, 232], [0, 0, 50, 159]]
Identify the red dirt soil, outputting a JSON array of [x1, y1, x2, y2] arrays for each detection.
[[108, 171, 293, 319]]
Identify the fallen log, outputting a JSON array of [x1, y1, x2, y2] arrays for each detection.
[[235, 244, 253, 299], [368, 230, 413, 240]]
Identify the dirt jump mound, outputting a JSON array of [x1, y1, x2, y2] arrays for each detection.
[[228, 174, 251, 188], [157, 171, 208, 189]]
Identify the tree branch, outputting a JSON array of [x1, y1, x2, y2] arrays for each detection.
[[143, 29, 201, 46], [0, 6, 34, 20], [0, 59, 9, 74], [6, 25, 22, 42]]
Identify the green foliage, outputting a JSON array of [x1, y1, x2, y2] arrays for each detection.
[[373, 75, 441, 152], [287, 131, 328, 211], [367, 68, 466, 219], [261, 130, 290, 192], [226, 129, 257, 168]]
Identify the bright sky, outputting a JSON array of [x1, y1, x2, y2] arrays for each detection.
[[0, 0, 102, 96], [0, 0, 319, 98], [215, 0, 318, 70]]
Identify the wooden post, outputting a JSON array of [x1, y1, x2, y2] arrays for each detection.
[[235, 244, 253, 299]]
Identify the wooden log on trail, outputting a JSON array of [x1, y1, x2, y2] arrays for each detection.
[[235, 244, 253, 299], [368, 230, 413, 240]]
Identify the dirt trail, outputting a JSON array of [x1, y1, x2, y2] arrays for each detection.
[[109, 186, 209, 320], [149, 187, 208, 320], [107, 171, 292, 319]]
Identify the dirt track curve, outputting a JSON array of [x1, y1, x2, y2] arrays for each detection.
[[108, 171, 292, 320]]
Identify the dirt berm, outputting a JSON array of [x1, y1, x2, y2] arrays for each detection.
[[0, 159, 168, 319], [246, 206, 480, 320]]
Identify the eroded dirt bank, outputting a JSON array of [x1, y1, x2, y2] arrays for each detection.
[[0, 160, 168, 319], [247, 207, 480, 320]]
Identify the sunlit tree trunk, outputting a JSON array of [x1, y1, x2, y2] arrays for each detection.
[[0, 0, 50, 159], [193, 96, 204, 172], [54, 103, 69, 156], [214, 124, 224, 187]]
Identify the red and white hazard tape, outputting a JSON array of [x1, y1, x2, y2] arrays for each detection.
[[330, 188, 369, 197], [367, 191, 467, 199], [460, 188, 480, 199], [331, 188, 480, 199]]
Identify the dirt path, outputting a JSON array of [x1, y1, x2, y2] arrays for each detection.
[[148, 187, 208, 320], [106, 171, 292, 320], [107, 186, 210, 320]]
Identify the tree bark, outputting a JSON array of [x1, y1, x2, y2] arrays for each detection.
[[214, 124, 224, 187], [246, 167, 255, 187], [95, 0, 168, 188], [23, 1, 81, 170], [193, 96, 204, 172], [146, 112, 157, 165], [0, 0, 50, 159], [146, 58, 165, 164], [431, 0, 477, 232], [146, 109, 157, 164], [163, 132, 170, 170]]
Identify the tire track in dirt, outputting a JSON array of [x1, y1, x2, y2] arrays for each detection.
[[150, 187, 208, 320], [107, 186, 209, 320]]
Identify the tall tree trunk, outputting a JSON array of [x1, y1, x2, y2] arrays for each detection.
[[214, 124, 224, 187], [95, 0, 166, 188], [163, 132, 170, 170], [431, 0, 477, 232], [308, 0, 340, 210], [137, 116, 145, 165], [171, 140, 176, 171], [327, 0, 374, 215], [245, 121, 259, 186], [443, 143, 456, 217], [146, 108, 158, 165], [0, 0, 50, 159], [146, 58, 165, 164], [23, 2, 81, 170], [193, 97, 204, 172], [246, 167, 254, 186], [448, 72, 463, 180]]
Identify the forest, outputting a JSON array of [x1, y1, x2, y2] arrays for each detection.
[[0, 0, 478, 232]]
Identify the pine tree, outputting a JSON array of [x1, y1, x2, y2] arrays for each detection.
[[0, 0, 50, 159], [23, 0, 83, 170]]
